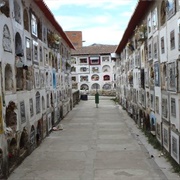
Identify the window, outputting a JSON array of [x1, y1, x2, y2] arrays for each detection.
[[161, 63, 167, 89], [14, 0, 21, 24], [42, 96, 45, 110], [90, 59, 99, 65], [43, 25, 47, 43], [170, 30, 175, 50], [39, 70, 45, 87], [148, 43, 152, 60], [160, 1, 166, 26], [31, 13, 38, 37], [72, 76, 76, 82], [5, 64, 13, 91], [171, 98, 176, 117], [26, 38, 31, 60], [33, 40, 38, 62], [92, 67, 99, 73], [91, 74, 99, 81], [80, 67, 88, 72], [71, 66, 76, 72], [79, 58, 87, 64], [3, 25, 12, 52], [163, 128, 168, 147], [152, 8, 158, 31], [103, 75, 110, 81], [141, 89, 146, 107], [16, 68, 23, 90], [172, 136, 177, 158], [154, 42, 157, 59], [91, 83, 100, 90], [35, 71, 40, 88], [161, 37, 165, 54], [1, 1, 10, 17], [102, 65, 110, 72], [167, 0, 176, 20], [154, 63, 160, 86], [36, 92, 40, 114], [102, 56, 109, 62], [80, 76, 88, 82], [103, 83, 111, 90], [162, 98, 168, 119], [80, 84, 89, 90], [140, 69, 145, 88], [167, 62, 176, 91], [39, 46, 43, 62], [53, 71, 56, 89], [71, 57, 76, 64], [20, 101, 26, 124], [24, 9, 29, 31], [89, 57, 100, 65], [145, 71, 149, 87], [29, 98, 34, 117], [155, 96, 159, 114], [15, 32, 23, 56]]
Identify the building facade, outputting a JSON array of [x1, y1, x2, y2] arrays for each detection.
[[65, 31, 83, 48], [0, 0, 74, 178], [71, 44, 117, 96], [115, 0, 180, 165]]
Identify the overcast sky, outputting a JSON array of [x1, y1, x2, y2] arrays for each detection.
[[44, 0, 138, 46]]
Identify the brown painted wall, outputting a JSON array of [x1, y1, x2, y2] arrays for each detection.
[[65, 31, 82, 48]]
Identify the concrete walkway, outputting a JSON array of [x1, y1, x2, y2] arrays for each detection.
[[8, 97, 180, 180]]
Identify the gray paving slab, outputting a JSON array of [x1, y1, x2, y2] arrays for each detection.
[[8, 98, 180, 180]]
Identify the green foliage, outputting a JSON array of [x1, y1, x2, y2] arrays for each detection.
[[165, 153, 180, 173], [110, 97, 118, 102], [141, 129, 180, 175], [144, 131, 162, 151]]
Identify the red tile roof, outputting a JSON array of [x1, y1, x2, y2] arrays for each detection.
[[115, 0, 153, 53], [71, 44, 117, 55], [34, 0, 75, 49]]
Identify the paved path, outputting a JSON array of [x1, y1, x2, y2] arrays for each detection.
[[8, 97, 180, 180]]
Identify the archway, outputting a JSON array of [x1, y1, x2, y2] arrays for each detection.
[[5, 64, 13, 91], [91, 83, 100, 90], [23, 9, 29, 31], [19, 128, 28, 155], [36, 121, 42, 145], [15, 32, 23, 56]]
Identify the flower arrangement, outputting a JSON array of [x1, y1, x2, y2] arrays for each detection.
[[47, 32, 61, 45], [134, 22, 147, 41]]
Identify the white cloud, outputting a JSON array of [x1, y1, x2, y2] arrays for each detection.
[[55, 14, 112, 30], [55, 15, 85, 30], [82, 26, 124, 46], [121, 11, 134, 17], [53, 14, 128, 45], [94, 15, 110, 24], [43, 0, 137, 46], [44, 0, 134, 10]]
